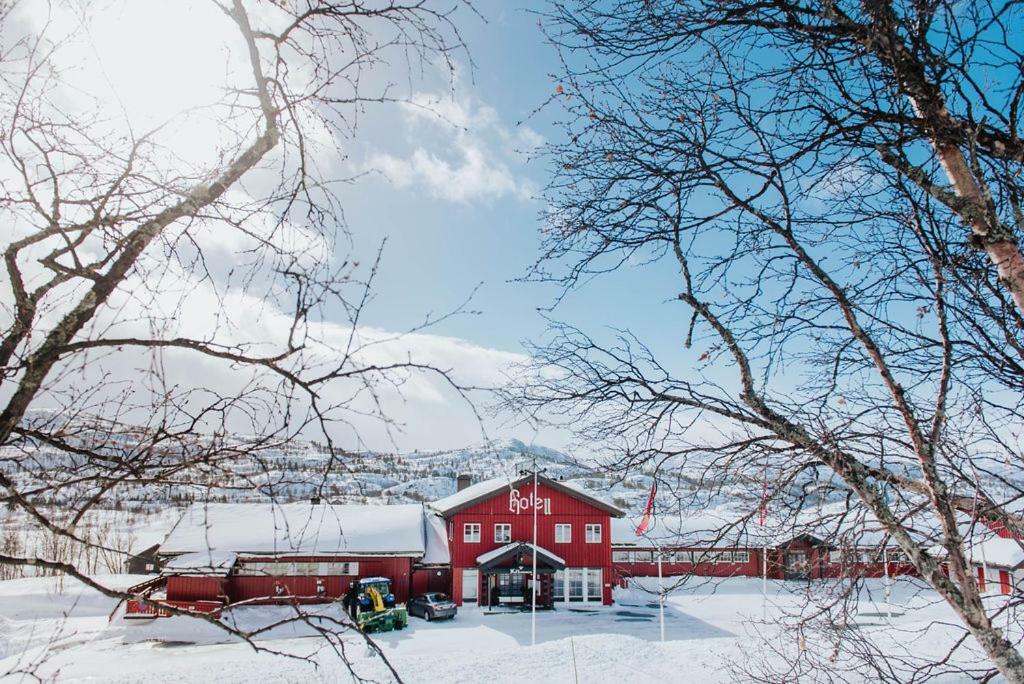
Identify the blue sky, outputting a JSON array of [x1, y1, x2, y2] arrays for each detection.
[[336, 1, 690, 358]]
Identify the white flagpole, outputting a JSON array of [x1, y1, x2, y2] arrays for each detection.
[[531, 461, 538, 647], [657, 546, 665, 642], [883, 545, 892, 620], [762, 545, 768, 619]]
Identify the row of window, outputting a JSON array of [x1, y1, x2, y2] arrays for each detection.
[[610, 549, 912, 565], [234, 561, 360, 576], [834, 549, 910, 564], [612, 550, 751, 564], [463, 522, 603, 544]]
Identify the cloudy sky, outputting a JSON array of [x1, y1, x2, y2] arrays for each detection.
[[4, 0, 698, 454]]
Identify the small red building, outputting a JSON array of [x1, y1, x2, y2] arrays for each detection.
[[429, 474, 625, 606], [146, 502, 449, 614]]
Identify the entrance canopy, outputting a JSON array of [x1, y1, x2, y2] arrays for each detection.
[[476, 542, 566, 573]]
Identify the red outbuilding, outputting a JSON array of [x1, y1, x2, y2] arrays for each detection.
[[141, 502, 449, 616]]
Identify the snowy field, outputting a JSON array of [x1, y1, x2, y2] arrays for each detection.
[[0, 574, 1005, 683]]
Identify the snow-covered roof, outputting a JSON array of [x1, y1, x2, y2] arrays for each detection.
[[609, 505, 952, 550], [430, 474, 624, 517], [422, 511, 451, 565], [610, 513, 776, 549], [160, 503, 434, 568], [476, 542, 566, 567], [431, 475, 519, 512], [162, 550, 237, 574], [964, 529, 1024, 569]]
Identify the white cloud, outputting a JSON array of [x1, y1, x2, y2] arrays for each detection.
[[12, 252, 529, 452], [365, 91, 541, 203]]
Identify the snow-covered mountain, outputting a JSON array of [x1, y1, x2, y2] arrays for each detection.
[[0, 427, 655, 515]]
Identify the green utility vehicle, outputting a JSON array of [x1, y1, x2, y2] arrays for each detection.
[[342, 576, 409, 633]]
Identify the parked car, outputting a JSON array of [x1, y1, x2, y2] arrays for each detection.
[[407, 592, 457, 621]]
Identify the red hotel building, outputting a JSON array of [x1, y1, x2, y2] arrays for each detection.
[[430, 474, 625, 607], [138, 475, 1023, 619]]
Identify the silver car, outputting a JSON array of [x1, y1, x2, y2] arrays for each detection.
[[407, 592, 457, 621]]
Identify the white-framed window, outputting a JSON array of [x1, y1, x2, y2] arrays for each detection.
[[320, 561, 359, 576], [732, 551, 750, 564], [888, 548, 908, 563], [464, 522, 481, 543], [611, 550, 631, 563], [672, 550, 692, 563], [555, 523, 572, 543], [494, 523, 512, 543], [716, 551, 733, 563], [585, 523, 602, 543], [634, 550, 653, 563]]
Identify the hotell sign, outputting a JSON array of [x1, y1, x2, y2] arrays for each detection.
[[508, 487, 552, 515]]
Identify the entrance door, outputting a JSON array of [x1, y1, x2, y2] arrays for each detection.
[[462, 569, 479, 603], [784, 551, 809, 579]]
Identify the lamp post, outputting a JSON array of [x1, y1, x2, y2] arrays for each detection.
[[532, 462, 538, 647], [518, 453, 547, 648]]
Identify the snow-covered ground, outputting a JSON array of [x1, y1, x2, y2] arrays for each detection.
[[0, 575, 1005, 683]]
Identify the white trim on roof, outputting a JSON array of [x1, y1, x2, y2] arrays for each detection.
[[475, 541, 566, 567]]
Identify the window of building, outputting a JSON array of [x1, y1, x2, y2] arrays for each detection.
[[634, 550, 653, 563], [888, 548, 908, 563], [671, 550, 692, 563], [555, 523, 572, 543], [464, 523, 481, 543], [732, 551, 750, 564], [612, 550, 632, 563], [568, 569, 584, 601], [320, 561, 359, 576], [857, 549, 877, 563], [716, 551, 733, 563], [585, 523, 602, 543], [587, 568, 603, 601], [494, 523, 512, 543], [553, 570, 565, 601]]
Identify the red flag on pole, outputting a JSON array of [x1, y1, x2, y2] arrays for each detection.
[[758, 479, 768, 526], [636, 482, 657, 535]]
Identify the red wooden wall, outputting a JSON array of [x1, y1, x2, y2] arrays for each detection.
[[228, 556, 415, 603], [612, 548, 762, 580], [411, 567, 452, 596], [166, 575, 226, 602], [165, 557, 417, 604]]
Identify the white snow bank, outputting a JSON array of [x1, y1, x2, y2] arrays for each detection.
[[120, 604, 355, 645]]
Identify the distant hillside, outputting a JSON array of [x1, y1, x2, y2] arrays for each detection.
[[0, 425, 657, 515]]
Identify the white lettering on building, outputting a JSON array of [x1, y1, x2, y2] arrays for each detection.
[[509, 487, 551, 515]]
